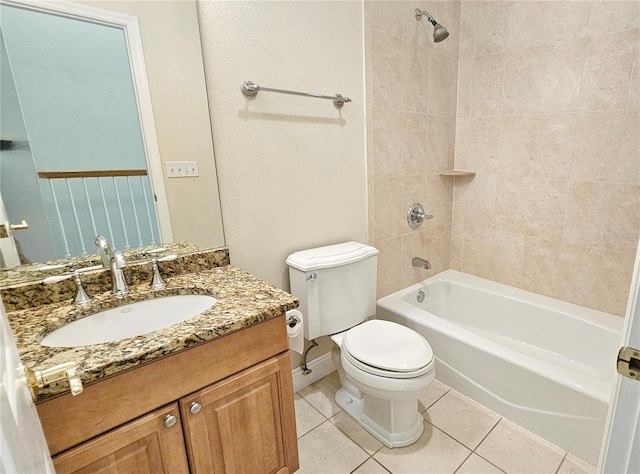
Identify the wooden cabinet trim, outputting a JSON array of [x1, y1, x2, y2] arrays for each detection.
[[38, 315, 288, 455]]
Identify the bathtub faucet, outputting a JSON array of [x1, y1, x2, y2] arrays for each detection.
[[412, 257, 431, 270]]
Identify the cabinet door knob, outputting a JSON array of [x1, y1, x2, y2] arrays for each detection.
[[164, 414, 178, 428], [189, 402, 202, 415]]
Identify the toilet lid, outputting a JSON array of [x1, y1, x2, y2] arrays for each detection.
[[342, 320, 433, 373]]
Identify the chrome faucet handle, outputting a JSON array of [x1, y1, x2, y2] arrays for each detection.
[[110, 251, 129, 295], [407, 203, 434, 229], [43, 270, 92, 305], [95, 236, 113, 267], [148, 254, 177, 289]]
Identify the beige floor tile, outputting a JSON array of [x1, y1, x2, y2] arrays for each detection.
[[295, 393, 326, 438], [456, 453, 504, 474], [330, 411, 384, 455], [352, 458, 391, 474], [418, 378, 450, 412], [298, 371, 343, 418], [374, 421, 471, 474], [476, 419, 565, 474], [557, 454, 597, 474], [297, 421, 369, 474], [424, 390, 500, 449]]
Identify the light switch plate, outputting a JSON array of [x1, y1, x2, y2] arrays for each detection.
[[166, 161, 199, 178]]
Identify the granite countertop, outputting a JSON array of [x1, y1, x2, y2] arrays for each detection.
[[6, 264, 298, 401]]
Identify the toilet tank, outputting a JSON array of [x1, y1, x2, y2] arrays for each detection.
[[286, 242, 378, 340]]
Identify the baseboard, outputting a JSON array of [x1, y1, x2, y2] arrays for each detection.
[[292, 352, 336, 393]]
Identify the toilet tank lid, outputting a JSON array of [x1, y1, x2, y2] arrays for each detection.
[[286, 241, 379, 271]]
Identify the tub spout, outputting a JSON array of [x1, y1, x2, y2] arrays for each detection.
[[412, 257, 431, 270]]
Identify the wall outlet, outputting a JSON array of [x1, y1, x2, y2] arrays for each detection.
[[166, 161, 199, 178]]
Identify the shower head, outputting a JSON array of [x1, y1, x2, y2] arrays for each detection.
[[415, 8, 449, 43]]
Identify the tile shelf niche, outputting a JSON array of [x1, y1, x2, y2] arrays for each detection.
[[439, 170, 476, 177]]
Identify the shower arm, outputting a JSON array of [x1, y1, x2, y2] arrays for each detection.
[[415, 9, 437, 25]]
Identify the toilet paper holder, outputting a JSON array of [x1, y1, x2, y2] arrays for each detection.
[[287, 314, 301, 328]]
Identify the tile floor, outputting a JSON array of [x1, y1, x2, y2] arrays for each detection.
[[294, 372, 597, 474]]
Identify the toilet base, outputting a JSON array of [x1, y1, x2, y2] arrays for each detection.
[[334, 388, 424, 448]]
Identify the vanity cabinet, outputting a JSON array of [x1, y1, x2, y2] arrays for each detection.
[[52, 403, 190, 473], [37, 315, 298, 474]]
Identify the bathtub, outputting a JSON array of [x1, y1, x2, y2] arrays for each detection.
[[376, 270, 623, 466]]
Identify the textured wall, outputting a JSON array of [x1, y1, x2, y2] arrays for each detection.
[[365, 1, 461, 299], [197, 1, 368, 290], [451, 1, 640, 316]]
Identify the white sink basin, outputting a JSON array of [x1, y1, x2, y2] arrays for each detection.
[[40, 295, 217, 347]]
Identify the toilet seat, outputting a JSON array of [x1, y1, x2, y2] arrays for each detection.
[[340, 320, 434, 379]]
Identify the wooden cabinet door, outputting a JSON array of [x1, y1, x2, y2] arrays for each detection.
[[52, 403, 189, 474], [180, 354, 298, 474]]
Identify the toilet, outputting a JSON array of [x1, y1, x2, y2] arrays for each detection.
[[286, 242, 434, 448]]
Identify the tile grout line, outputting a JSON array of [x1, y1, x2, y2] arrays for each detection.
[[554, 453, 569, 474]]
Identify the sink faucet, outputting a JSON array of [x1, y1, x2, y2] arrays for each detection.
[[412, 257, 431, 270], [95, 236, 129, 295]]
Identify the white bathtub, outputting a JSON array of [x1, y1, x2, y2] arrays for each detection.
[[376, 270, 623, 465]]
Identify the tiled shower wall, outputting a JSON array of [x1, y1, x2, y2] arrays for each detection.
[[367, 0, 640, 317], [365, 1, 461, 298], [451, 1, 640, 317]]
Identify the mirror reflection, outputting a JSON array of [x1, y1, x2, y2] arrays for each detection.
[[0, 0, 225, 283], [0, 3, 165, 265]]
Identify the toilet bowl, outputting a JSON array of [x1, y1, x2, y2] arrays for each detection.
[[330, 319, 435, 447], [286, 242, 435, 448]]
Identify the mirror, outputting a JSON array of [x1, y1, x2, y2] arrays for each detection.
[[0, 0, 225, 284]]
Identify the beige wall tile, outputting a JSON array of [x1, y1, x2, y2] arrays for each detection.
[[525, 178, 569, 242], [580, 29, 637, 111], [458, 0, 474, 59], [371, 1, 403, 38], [588, 1, 640, 36], [402, 175, 428, 220], [521, 236, 562, 299], [494, 175, 529, 234], [457, 56, 473, 117], [376, 236, 402, 298], [426, 174, 453, 229], [372, 30, 402, 110], [507, 1, 589, 51], [462, 225, 494, 279], [571, 110, 624, 181], [556, 243, 603, 310], [428, 51, 454, 116], [597, 250, 636, 316], [489, 230, 525, 287], [563, 181, 611, 249], [401, 0, 431, 48], [473, 1, 508, 55], [530, 113, 577, 179], [425, 224, 452, 275], [403, 40, 430, 113], [630, 37, 640, 108], [372, 107, 403, 178], [427, 115, 455, 173], [471, 53, 505, 116], [374, 176, 404, 240], [605, 183, 640, 255], [450, 223, 464, 270], [497, 115, 536, 177], [467, 117, 501, 174], [402, 111, 429, 176], [503, 39, 587, 115], [367, 177, 374, 222], [616, 107, 640, 185], [461, 174, 497, 228], [401, 229, 429, 287]]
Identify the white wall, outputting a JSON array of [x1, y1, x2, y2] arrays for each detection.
[[197, 1, 368, 290]]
